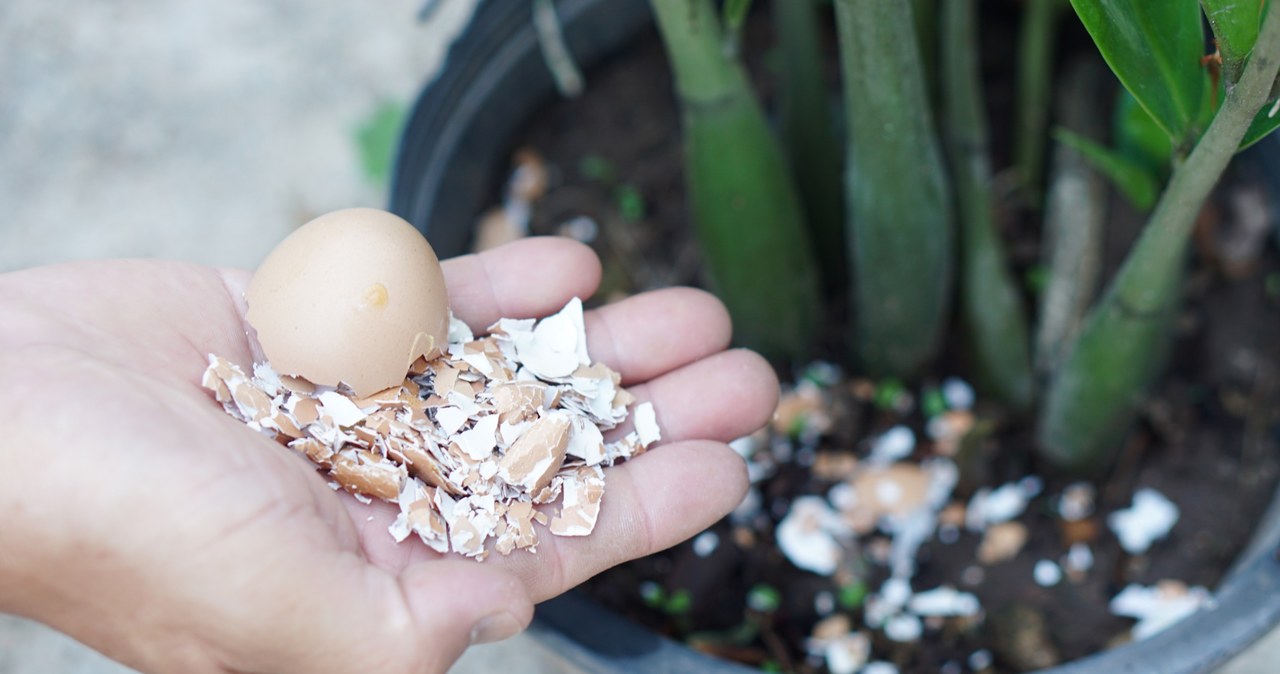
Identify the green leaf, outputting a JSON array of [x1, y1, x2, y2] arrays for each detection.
[[1055, 129, 1161, 210], [1202, 0, 1266, 81], [1113, 89, 1175, 175], [1240, 100, 1280, 149], [354, 100, 406, 185], [1069, 0, 1206, 145]]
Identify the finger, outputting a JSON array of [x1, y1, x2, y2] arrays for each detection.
[[610, 348, 780, 445], [491, 440, 750, 602], [348, 497, 442, 571], [397, 560, 534, 668], [219, 553, 531, 674], [584, 287, 732, 385], [443, 237, 602, 330]]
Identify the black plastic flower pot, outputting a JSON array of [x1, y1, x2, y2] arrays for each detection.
[[390, 1, 1280, 671]]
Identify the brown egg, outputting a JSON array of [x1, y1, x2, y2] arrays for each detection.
[[245, 208, 449, 396]]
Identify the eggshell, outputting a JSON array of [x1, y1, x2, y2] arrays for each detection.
[[246, 208, 449, 396]]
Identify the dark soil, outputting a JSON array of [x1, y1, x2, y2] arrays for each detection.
[[490, 5, 1280, 673]]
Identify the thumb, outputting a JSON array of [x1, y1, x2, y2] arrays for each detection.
[[398, 560, 535, 673]]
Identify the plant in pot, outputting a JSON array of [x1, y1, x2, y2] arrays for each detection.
[[392, 0, 1280, 671]]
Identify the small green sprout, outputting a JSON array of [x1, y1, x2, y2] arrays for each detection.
[[838, 580, 868, 610], [746, 583, 782, 613], [639, 580, 665, 608], [664, 588, 694, 615], [615, 183, 646, 222], [577, 154, 616, 182], [873, 378, 907, 411], [922, 386, 948, 418]]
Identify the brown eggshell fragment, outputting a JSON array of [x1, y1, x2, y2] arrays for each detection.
[[246, 208, 449, 397], [978, 521, 1029, 565], [840, 463, 929, 534], [330, 450, 404, 501], [498, 414, 571, 492]]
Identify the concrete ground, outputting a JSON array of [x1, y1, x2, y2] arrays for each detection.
[[0, 0, 567, 672]]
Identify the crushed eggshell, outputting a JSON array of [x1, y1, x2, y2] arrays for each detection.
[[692, 530, 719, 558], [884, 613, 924, 642], [977, 521, 1029, 565], [1064, 542, 1095, 580], [1108, 487, 1179, 555], [1034, 559, 1064, 586], [1057, 482, 1096, 521], [204, 298, 660, 559], [806, 617, 870, 674], [925, 410, 974, 456], [832, 462, 930, 534], [1110, 581, 1211, 640], [941, 377, 975, 410], [868, 425, 916, 464], [773, 381, 833, 438], [907, 586, 981, 617], [776, 496, 850, 575], [965, 479, 1039, 531]]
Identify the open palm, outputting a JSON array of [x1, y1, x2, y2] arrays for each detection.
[[0, 237, 777, 674]]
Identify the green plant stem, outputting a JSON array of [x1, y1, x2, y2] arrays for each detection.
[[1014, 0, 1065, 199], [774, 0, 845, 295], [941, 0, 1034, 411], [1039, 4, 1280, 472], [649, 0, 821, 360], [1035, 61, 1108, 380], [912, 0, 940, 109], [1202, 0, 1266, 84], [834, 0, 953, 378], [722, 0, 754, 57]]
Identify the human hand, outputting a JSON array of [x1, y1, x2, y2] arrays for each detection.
[[0, 237, 777, 674]]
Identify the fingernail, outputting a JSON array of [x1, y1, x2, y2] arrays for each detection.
[[470, 612, 523, 644]]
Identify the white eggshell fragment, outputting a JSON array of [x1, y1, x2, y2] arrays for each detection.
[[245, 208, 450, 396]]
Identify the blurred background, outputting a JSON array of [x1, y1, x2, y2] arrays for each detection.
[[0, 0, 568, 671], [1, 0, 471, 273]]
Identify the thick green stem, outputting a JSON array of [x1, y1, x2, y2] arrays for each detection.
[[650, 0, 821, 360], [835, 0, 953, 378], [1014, 0, 1065, 199], [941, 0, 1034, 412], [1202, 0, 1266, 84], [774, 0, 845, 295], [1039, 4, 1280, 472], [913, 0, 940, 110], [1035, 61, 1108, 380]]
